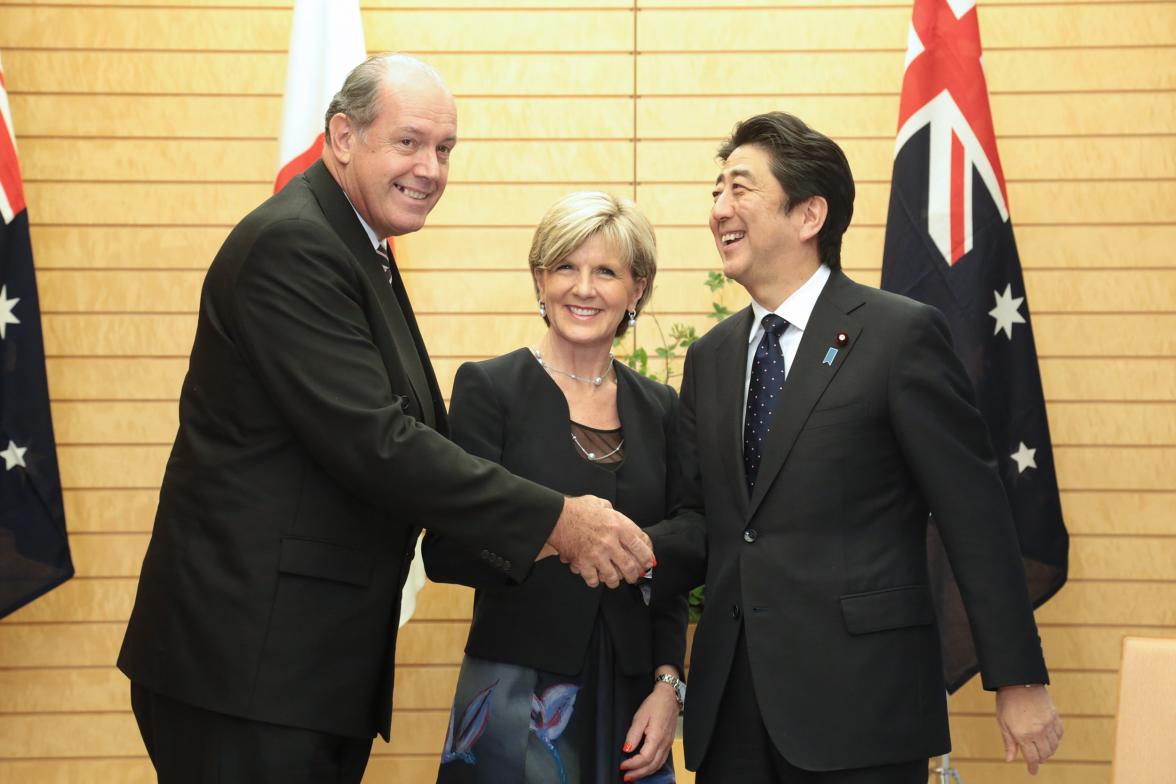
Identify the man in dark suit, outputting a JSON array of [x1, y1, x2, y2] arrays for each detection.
[[649, 112, 1062, 782], [117, 55, 654, 784]]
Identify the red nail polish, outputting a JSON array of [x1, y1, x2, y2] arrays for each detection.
[[652, 558, 658, 568], [623, 742, 634, 753]]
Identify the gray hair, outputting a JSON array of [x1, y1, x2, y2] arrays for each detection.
[[323, 54, 447, 146]]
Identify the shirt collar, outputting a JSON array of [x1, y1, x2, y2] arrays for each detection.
[[344, 198, 383, 251], [748, 264, 832, 343]]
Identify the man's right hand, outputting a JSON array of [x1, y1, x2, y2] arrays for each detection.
[[545, 496, 655, 589]]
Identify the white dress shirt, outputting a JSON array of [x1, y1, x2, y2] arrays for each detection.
[[742, 264, 832, 428], [347, 202, 383, 252]]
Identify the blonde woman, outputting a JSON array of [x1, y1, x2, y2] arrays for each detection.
[[425, 192, 685, 783]]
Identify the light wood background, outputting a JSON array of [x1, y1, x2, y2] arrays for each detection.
[[0, 0, 1173, 781]]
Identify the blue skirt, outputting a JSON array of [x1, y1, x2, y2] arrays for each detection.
[[436, 619, 676, 784]]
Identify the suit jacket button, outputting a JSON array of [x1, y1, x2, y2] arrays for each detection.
[[732, 604, 741, 620], [480, 549, 490, 560], [743, 528, 758, 543], [503, 560, 511, 571]]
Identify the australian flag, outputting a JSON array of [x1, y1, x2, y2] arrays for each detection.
[[0, 54, 73, 619], [880, 0, 1068, 692]]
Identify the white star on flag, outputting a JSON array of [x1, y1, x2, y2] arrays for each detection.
[[1, 440, 28, 471], [1010, 441, 1037, 474], [0, 284, 20, 339], [988, 283, 1026, 340]]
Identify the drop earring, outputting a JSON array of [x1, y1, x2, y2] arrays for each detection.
[[539, 301, 547, 318], [628, 309, 637, 328]]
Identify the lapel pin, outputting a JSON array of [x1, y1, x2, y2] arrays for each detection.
[[822, 347, 838, 366], [834, 331, 849, 347]]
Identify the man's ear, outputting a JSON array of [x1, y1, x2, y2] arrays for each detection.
[[797, 196, 828, 243], [327, 113, 355, 165]]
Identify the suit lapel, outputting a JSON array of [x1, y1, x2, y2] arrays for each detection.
[[714, 307, 754, 518], [746, 271, 864, 520], [303, 162, 436, 429], [367, 247, 439, 429]]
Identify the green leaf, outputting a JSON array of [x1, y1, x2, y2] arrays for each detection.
[[687, 584, 706, 623], [704, 271, 728, 292]]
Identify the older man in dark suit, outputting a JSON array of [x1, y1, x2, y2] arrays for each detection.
[[649, 112, 1062, 782], [117, 55, 653, 784]]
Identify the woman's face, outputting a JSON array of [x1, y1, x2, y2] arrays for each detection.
[[535, 233, 646, 354]]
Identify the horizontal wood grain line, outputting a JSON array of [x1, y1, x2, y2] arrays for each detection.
[[23, 177, 1176, 186], [10, 88, 1176, 98], [17, 132, 1176, 142], [7, 43, 1176, 52]]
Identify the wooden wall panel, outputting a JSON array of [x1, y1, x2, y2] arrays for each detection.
[[640, 92, 1176, 137], [637, 136, 1176, 182], [638, 181, 1176, 226], [2, 1, 1172, 782], [638, 4, 1173, 49], [659, 225, 1176, 270]]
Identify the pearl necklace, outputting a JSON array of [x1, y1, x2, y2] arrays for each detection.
[[571, 432, 625, 462], [530, 347, 614, 387]]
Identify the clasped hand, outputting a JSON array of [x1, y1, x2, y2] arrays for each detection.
[[545, 495, 655, 588]]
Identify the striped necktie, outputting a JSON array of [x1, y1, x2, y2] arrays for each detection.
[[375, 242, 392, 284]]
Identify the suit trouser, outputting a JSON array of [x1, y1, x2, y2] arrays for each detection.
[[130, 683, 373, 784], [695, 629, 928, 784]]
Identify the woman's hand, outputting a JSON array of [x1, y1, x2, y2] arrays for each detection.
[[618, 680, 679, 781]]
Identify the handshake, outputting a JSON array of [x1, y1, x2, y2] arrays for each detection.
[[539, 495, 655, 589]]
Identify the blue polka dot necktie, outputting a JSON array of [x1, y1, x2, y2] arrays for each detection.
[[744, 314, 789, 494]]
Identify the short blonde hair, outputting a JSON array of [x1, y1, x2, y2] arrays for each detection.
[[528, 191, 658, 338]]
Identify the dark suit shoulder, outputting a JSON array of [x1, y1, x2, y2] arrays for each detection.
[[691, 305, 752, 354], [840, 273, 944, 324], [614, 361, 677, 416], [454, 348, 534, 393]]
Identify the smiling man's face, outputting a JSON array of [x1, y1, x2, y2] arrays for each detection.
[[709, 143, 807, 287], [333, 76, 457, 238]]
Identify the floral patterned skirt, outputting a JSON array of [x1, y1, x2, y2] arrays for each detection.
[[436, 619, 675, 784]]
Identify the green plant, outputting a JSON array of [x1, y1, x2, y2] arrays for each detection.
[[617, 271, 733, 623], [616, 271, 733, 385]]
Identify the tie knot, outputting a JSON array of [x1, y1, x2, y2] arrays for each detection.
[[762, 314, 789, 337]]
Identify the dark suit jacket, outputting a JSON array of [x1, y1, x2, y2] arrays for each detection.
[[649, 270, 1048, 771], [422, 349, 687, 676], [117, 161, 565, 741]]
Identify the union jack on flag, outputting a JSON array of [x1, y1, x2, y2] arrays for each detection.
[[880, 0, 1069, 692], [0, 52, 74, 619]]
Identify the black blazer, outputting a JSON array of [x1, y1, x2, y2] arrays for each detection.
[[650, 270, 1048, 771], [117, 162, 565, 741], [423, 349, 688, 676]]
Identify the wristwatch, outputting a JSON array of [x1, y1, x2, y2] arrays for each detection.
[[654, 672, 686, 710]]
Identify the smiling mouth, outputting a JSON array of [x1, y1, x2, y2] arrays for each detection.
[[720, 231, 745, 246], [395, 184, 430, 201], [568, 306, 601, 318]]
